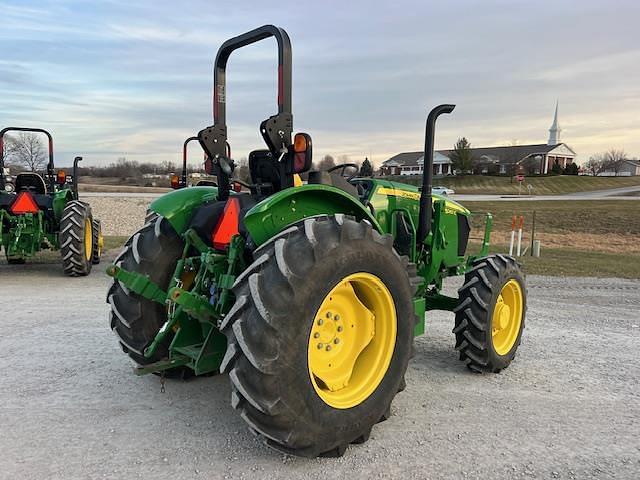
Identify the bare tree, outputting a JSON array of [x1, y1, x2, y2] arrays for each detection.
[[5, 133, 47, 172], [603, 148, 627, 175], [317, 154, 336, 171], [584, 154, 607, 176], [586, 149, 628, 176], [233, 157, 250, 183]]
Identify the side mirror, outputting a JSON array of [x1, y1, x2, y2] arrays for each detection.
[[291, 133, 312, 174], [56, 170, 66, 185]]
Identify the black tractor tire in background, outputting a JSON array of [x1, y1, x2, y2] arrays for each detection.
[[59, 200, 94, 276], [5, 255, 26, 265], [91, 218, 103, 264], [107, 215, 184, 367], [453, 254, 526, 373], [221, 215, 419, 457]]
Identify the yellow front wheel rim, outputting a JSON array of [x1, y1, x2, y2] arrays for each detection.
[[491, 279, 523, 355], [308, 272, 396, 409], [84, 218, 93, 261]]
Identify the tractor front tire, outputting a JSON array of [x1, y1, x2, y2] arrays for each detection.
[[221, 215, 419, 457], [107, 215, 184, 366], [453, 254, 526, 373], [92, 218, 103, 264], [60, 200, 94, 276]]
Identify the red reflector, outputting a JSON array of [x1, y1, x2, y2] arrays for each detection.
[[212, 197, 240, 250], [10, 191, 40, 215]]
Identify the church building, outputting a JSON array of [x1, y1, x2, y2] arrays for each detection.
[[381, 103, 576, 176]]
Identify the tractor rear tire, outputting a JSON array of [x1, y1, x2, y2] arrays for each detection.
[[221, 215, 419, 457], [453, 254, 526, 373], [144, 209, 158, 226], [107, 215, 184, 366], [60, 200, 94, 276], [92, 218, 103, 264]]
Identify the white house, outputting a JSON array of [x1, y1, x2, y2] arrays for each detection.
[[380, 151, 453, 176]]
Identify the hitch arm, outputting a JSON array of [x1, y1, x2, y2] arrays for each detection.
[[106, 265, 167, 304]]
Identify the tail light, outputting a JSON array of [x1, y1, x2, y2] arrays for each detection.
[[10, 191, 39, 215], [170, 174, 180, 189], [56, 170, 66, 185], [292, 133, 312, 173], [212, 197, 240, 250]]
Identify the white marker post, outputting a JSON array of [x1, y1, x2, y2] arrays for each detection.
[[516, 216, 524, 257], [509, 215, 516, 256]]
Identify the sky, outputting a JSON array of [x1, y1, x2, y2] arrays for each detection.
[[1, 0, 639, 168]]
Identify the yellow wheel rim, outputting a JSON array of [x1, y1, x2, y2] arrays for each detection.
[[307, 272, 396, 409], [84, 218, 93, 261], [491, 279, 523, 355]]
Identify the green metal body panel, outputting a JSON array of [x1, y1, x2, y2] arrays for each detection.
[[52, 188, 74, 221], [149, 186, 218, 234], [243, 184, 381, 246]]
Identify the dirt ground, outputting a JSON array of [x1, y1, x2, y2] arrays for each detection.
[[0, 260, 638, 480]]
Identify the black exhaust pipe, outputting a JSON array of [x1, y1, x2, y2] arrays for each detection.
[[73, 156, 82, 199], [416, 104, 455, 246]]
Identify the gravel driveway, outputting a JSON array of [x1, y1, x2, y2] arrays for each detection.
[[0, 260, 638, 479], [87, 197, 151, 236]]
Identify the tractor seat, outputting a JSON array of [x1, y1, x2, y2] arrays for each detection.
[[307, 171, 359, 198], [15, 173, 47, 195]]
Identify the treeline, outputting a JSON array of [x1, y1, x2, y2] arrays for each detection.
[[75, 157, 205, 178]]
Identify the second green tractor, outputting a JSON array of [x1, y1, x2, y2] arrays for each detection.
[[107, 25, 526, 457]]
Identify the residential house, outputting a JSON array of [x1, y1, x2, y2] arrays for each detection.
[[599, 159, 640, 177]]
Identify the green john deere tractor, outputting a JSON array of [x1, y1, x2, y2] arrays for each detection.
[[0, 127, 103, 275], [168, 136, 220, 190], [107, 25, 526, 457]]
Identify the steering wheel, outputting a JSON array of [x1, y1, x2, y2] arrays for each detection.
[[327, 163, 360, 181]]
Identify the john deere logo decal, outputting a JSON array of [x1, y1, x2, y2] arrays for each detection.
[[376, 186, 421, 201]]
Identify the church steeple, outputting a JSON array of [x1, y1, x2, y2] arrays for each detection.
[[548, 100, 561, 145]]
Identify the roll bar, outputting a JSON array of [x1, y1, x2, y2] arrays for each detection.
[[0, 127, 55, 192], [182, 136, 199, 188], [212, 24, 292, 125], [416, 104, 456, 246], [198, 25, 293, 200]]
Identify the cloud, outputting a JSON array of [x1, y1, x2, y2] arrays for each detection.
[[1, 0, 639, 167]]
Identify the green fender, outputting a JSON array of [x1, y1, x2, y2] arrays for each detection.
[[52, 189, 74, 221], [148, 186, 218, 234], [244, 184, 381, 247]]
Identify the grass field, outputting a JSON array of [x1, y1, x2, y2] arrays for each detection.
[[515, 248, 640, 279], [463, 200, 640, 277], [383, 174, 640, 195]]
